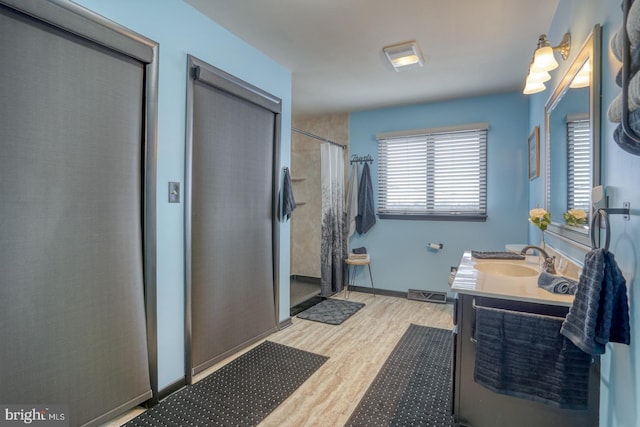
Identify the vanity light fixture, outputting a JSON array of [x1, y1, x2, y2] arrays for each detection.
[[383, 41, 424, 72], [523, 32, 571, 94]]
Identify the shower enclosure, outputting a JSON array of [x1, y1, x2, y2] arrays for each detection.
[[289, 116, 349, 309]]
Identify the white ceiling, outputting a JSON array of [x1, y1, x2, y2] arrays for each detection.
[[184, 0, 559, 117]]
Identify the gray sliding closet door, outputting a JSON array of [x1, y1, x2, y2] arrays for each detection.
[[187, 57, 280, 376], [0, 2, 157, 426]]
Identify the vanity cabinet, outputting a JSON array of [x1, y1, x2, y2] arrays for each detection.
[[452, 293, 600, 427]]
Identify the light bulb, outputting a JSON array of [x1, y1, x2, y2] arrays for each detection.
[[523, 79, 546, 95], [527, 69, 551, 84], [531, 46, 559, 72]]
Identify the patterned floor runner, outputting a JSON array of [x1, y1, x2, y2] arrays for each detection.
[[125, 341, 328, 426], [346, 324, 459, 427]]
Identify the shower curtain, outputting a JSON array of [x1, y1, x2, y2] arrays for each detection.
[[320, 143, 346, 295]]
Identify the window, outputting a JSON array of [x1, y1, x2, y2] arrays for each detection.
[[567, 118, 591, 212], [376, 123, 487, 220]]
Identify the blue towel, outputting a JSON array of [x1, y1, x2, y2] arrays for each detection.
[[474, 305, 591, 410], [537, 271, 579, 295], [352, 246, 367, 254], [356, 162, 376, 234], [282, 168, 297, 220], [560, 249, 631, 355], [597, 252, 631, 347]]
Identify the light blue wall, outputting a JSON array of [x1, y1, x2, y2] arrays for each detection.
[[349, 92, 529, 295], [73, 0, 292, 390], [528, 0, 640, 424]]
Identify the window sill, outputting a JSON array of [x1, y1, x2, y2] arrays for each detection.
[[378, 213, 487, 222]]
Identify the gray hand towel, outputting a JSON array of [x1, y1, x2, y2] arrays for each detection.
[[474, 305, 591, 410], [282, 168, 297, 220], [560, 249, 631, 355], [596, 252, 631, 347], [537, 271, 579, 295]]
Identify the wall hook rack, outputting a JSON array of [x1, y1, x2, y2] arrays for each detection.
[[350, 153, 374, 164]]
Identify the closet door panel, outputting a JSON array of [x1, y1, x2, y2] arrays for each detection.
[[0, 6, 151, 426], [191, 81, 277, 374]]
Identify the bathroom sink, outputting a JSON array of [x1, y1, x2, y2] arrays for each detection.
[[473, 263, 539, 277]]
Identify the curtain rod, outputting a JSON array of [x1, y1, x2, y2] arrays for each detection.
[[292, 127, 346, 149]]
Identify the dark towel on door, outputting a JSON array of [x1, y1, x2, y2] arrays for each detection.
[[356, 162, 376, 234], [560, 249, 631, 355], [282, 168, 297, 220], [474, 305, 591, 410]]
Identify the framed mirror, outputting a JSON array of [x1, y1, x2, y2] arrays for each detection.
[[545, 24, 601, 247]]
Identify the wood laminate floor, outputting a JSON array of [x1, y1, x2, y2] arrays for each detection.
[[105, 291, 453, 427]]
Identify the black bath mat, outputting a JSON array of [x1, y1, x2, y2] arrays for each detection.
[[296, 298, 365, 325], [346, 324, 458, 427], [125, 341, 328, 427]]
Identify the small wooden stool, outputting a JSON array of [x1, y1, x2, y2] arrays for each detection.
[[344, 255, 375, 297]]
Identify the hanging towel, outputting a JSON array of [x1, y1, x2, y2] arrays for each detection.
[[597, 251, 631, 347], [356, 162, 376, 234], [345, 163, 359, 238], [537, 271, 579, 295], [560, 249, 631, 355], [282, 167, 297, 221], [474, 305, 591, 410]]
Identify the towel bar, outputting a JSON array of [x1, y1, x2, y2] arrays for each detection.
[[471, 298, 567, 320], [470, 302, 567, 345]]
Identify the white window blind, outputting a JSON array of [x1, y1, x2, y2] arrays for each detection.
[[377, 125, 487, 220], [567, 119, 591, 212]]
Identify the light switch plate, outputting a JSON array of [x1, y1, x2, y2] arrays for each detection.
[[169, 182, 180, 203]]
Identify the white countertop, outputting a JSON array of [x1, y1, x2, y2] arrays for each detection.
[[451, 251, 574, 307]]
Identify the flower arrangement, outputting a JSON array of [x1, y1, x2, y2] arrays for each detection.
[[529, 208, 551, 247], [563, 208, 588, 226], [529, 208, 551, 232]]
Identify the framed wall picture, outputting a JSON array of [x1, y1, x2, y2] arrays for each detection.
[[528, 126, 540, 180]]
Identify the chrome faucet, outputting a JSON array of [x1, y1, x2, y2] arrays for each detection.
[[520, 245, 557, 274]]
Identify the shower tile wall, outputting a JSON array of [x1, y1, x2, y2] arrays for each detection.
[[291, 113, 349, 279]]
